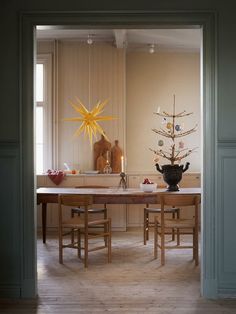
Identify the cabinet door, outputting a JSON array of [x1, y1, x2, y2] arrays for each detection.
[[179, 174, 201, 188], [127, 175, 143, 227], [179, 174, 201, 221], [84, 175, 119, 187], [59, 175, 85, 187]]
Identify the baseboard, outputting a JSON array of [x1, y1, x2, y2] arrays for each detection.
[[0, 284, 21, 298], [218, 288, 236, 299]]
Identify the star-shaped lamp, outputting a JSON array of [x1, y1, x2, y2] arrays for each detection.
[[64, 98, 116, 145]]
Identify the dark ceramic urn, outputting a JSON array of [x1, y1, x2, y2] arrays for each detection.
[[155, 162, 190, 191]]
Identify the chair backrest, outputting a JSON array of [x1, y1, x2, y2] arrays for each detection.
[[59, 194, 93, 207], [58, 194, 93, 225], [160, 194, 201, 207], [159, 194, 200, 224]]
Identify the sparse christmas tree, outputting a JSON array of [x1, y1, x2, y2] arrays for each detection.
[[150, 95, 197, 191]]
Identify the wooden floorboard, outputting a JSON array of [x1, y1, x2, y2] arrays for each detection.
[[1, 229, 236, 313]]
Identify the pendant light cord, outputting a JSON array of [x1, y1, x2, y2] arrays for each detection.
[[88, 41, 91, 110]]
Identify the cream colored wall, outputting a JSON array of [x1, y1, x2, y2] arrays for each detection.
[[37, 40, 126, 172], [57, 42, 126, 172], [37, 41, 200, 173], [126, 51, 201, 172]]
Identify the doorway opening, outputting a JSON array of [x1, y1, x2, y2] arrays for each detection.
[[20, 11, 217, 299], [35, 26, 203, 296]]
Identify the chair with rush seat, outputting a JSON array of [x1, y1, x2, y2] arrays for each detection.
[[71, 185, 109, 244], [154, 194, 200, 266], [58, 194, 112, 268]]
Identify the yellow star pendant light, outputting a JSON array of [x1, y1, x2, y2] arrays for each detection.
[[64, 97, 116, 146]]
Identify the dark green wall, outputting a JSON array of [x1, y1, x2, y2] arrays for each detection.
[[1, 0, 236, 299]]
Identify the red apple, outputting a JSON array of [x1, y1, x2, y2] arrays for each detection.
[[143, 178, 153, 184]]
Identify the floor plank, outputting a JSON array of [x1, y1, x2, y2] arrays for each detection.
[[1, 229, 236, 313]]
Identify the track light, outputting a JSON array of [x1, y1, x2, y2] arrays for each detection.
[[149, 44, 155, 54], [87, 35, 93, 45]]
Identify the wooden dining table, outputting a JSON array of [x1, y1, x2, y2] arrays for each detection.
[[37, 187, 201, 243]]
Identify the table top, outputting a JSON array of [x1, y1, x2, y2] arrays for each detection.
[[37, 187, 201, 195]]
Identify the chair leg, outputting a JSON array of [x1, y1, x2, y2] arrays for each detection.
[[84, 231, 88, 268], [104, 206, 108, 247], [144, 209, 148, 245], [161, 226, 165, 266], [194, 228, 199, 266], [192, 228, 195, 260], [146, 211, 149, 241], [77, 228, 81, 258], [59, 226, 63, 264], [177, 228, 180, 246], [71, 210, 81, 245], [107, 219, 112, 263], [154, 219, 158, 259], [71, 211, 75, 245], [171, 212, 175, 241], [176, 209, 180, 246]]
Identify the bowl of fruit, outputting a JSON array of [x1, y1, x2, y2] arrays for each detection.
[[140, 178, 157, 192]]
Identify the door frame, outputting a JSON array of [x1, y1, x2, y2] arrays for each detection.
[[20, 11, 217, 298]]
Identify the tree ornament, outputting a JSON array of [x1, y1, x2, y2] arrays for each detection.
[[175, 124, 181, 131], [158, 139, 164, 146], [179, 141, 184, 149], [166, 122, 172, 129]]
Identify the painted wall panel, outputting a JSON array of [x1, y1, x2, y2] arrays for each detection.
[[218, 10, 236, 141], [218, 147, 236, 287], [0, 144, 20, 296]]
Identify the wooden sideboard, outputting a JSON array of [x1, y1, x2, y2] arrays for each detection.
[[37, 172, 201, 230]]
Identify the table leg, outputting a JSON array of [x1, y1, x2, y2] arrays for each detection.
[[42, 203, 47, 243]]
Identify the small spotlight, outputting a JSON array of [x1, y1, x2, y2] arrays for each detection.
[[149, 44, 155, 54], [87, 35, 93, 45]]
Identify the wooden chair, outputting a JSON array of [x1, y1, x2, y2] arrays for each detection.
[[154, 194, 200, 266], [71, 185, 108, 243], [144, 204, 180, 245], [58, 194, 112, 268]]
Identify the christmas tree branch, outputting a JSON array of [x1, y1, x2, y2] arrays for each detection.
[[149, 148, 172, 161], [172, 124, 197, 138], [174, 148, 190, 159], [154, 111, 193, 118], [152, 128, 173, 138], [174, 148, 198, 161]]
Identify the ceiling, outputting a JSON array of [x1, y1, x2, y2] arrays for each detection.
[[36, 27, 201, 52]]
